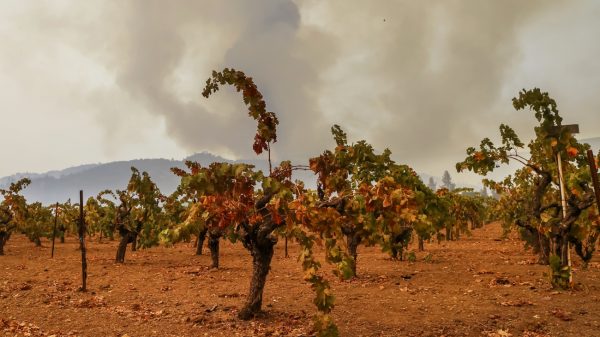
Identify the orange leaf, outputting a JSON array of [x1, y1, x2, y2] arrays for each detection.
[[566, 147, 578, 158], [382, 196, 392, 208]]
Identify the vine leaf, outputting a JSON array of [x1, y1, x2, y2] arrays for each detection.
[[202, 68, 278, 155]]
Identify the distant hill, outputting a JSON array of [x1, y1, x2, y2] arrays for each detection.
[[0, 153, 319, 205], [583, 137, 600, 152], [0, 164, 103, 187], [1, 152, 481, 205], [0, 158, 184, 205]]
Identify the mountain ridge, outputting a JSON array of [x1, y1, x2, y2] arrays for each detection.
[[0, 152, 307, 205], [0, 152, 492, 205], [583, 137, 600, 151]]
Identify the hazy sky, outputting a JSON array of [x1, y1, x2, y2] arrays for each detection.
[[1, 0, 599, 185]]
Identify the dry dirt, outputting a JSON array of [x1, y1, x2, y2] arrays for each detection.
[[1, 222, 600, 337]]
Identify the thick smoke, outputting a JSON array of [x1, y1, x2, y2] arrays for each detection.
[[98, 0, 335, 163], [308, 0, 566, 177], [3, 0, 599, 183]]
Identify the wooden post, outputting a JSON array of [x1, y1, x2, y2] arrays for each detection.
[[550, 124, 579, 286], [586, 149, 600, 213], [556, 152, 572, 284], [79, 190, 87, 292], [51, 202, 58, 258]]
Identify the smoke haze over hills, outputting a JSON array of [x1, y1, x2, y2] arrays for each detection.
[[0, 152, 471, 206], [0, 153, 313, 205], [1, 1, 599, 186], [3, 134, 597, 205]]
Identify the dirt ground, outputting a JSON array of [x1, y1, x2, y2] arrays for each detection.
[[1, 222, 600, 337]]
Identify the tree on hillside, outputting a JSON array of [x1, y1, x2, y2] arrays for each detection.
[[428, 177, 437, 191], [480, 186, 488, 197], [442, 170, 455, 191]]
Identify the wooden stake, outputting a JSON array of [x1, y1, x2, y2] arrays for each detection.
[[51, 202, 58, 258], [586, 149, 600, 214], [556, 152, 572, 284], [79, 190, 87, 292]]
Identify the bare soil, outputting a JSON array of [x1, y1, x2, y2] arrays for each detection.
[[1, 223, 600, 337]]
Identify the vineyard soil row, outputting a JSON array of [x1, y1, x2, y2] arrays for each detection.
[[1, 222, 599, 337]]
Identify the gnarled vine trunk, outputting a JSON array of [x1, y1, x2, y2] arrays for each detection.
[[342, 226, 361, 276], [196, 227, 207, 256], [115, 227, 135, 263], [516, 220, 550, 265], [131, 234, 137, 251], [390, 228, 413, 260], [445, 226, 453, 241], [533, 232, 550, 265], [391, 246, 401, 260], [570, 230, 599, 268], [59, 226, 65, 244], [511, 170, 554, 266], [550, 193, 595, 287], [0, 233, 7, 255], [237, 193, 280, 320], [130, 221, 142, 252], [520, 166, 596, 287], [208, 232, 220, 269], [238, 234, 275, 320]]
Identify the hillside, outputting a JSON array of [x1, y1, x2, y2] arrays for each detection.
[[0, 152, 480, 205], [0, 153, 318, 205], [583, 137, 600, 152]]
